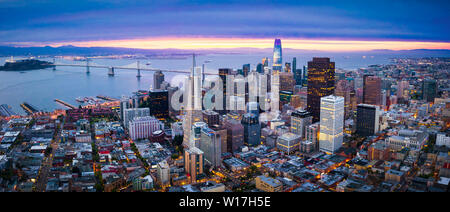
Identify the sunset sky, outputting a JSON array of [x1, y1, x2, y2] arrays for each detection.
[[1, 0, 449, 51]]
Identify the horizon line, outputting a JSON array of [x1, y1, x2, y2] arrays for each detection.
[[4, 37, 450, 52]]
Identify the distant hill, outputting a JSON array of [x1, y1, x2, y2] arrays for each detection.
[[0, 45, 449, 57]]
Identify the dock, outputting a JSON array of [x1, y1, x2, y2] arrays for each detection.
[[96, 95, 119, 102], [20, 102, 40, 115], [54, 99, 77, 109]]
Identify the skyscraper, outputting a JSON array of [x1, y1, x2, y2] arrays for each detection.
[[223, 118, 244, 153], [292, 57, 297, 74], [153, 71, 165, 90], [334, 79, 351, 119], [272, 39, 282, 72], [307, 57, 336, 122], [184, 147, 204, 183], [218, 68, 233, 115], [356, 104, 380, 137], [293, 57, 302, 86], [363, 75, 381, 105], [319, 95, 344, 153], [422, 79, 437, 103], [183, 54, 203, 148], [241, 113, 261, 147], [148, 89, 169, 120], [290, 109, 312, 139], [199, 126, 222, 168]]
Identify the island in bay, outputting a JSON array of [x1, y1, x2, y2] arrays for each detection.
[[0, 59, 54, 71]]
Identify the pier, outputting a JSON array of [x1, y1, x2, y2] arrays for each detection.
[[20, 102, 40, 115], [54, 99, 77, 109], [96, 95, 119, 102]]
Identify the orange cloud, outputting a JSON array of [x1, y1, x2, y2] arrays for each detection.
[[27, 37, 450, 51]]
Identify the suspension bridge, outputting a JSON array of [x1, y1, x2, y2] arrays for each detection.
[[51, 59, 217, 77]]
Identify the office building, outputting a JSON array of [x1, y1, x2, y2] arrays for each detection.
[[157, 160, 170, 185], [307, 57, 336, 122], [128, 116, 164, 141], [356, 104, 380, 137], [363, 75, 381, 105], [218, 68, 233, 114], [319, 95, 344, 153], [202, 110, 220, 127], [241, 113, 261, 147], [277, 132, 301, 155], [184, 147, 204, 183], [199, 126, 222, 168], [189, 122, 207, 148], [272, 39, 282, 72], [153, 71, 165, 90], [148, 89, 169, 119], [123, 108, 150, 128], [422, 79, 437, 103], [223, 118, 244, 153], [290, 109, 312, 139]]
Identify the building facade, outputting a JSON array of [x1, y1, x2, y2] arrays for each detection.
[[319, 95, 344, 153]]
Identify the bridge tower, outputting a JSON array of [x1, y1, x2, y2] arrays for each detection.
[[86, 58, 90, 74], [136, 61, 141, 78], [108, 67, 115, 76], [52, 58, 56, 70]]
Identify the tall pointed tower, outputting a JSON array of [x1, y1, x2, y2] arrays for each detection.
[[183, 54, 203, 148]]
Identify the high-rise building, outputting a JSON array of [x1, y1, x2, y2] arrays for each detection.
[[307, 57, 336, 122], [284, 62, 291, 72], [356, 104, 380, 137], [246, 101, 259, 116], [335, 79, 352, 119], [292, 57, 297, 74], [153, 71, 165, 90], [223, 118, 244, 153], [148, 89, 169, 119], [256, 63, 264, 74], [183, 56, 203, 148], [184, 147, 204, 183], [241, 113, 261, 147], [279, 72, 295, 92], [242, 64, 250, 77], [120, 98, 130, 121], [397, 80, 409, 101], [306, 122, 320, 151], [293, 57, 302, 86], [262, 57, 269, 68], [363, 75, 381, 105], [272, 39, 282, 72], [319, 95, 344, 153], [157, 160, 170, 185], [210, 125, 228, 154], [290, 109, 312, 139], [189, 122, 207, 148], [202, 110, 220, 127], [123, 108, 150, 128], [199, 126, 222, 168], [422, 79, 437, 103], [218, 68, 233, 115], [128, 116, 164, 141]]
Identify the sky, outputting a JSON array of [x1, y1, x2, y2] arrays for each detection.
[[1, 0, 450, 51]]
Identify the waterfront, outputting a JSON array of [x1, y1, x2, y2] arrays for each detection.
[[0, 53, 393, 114]]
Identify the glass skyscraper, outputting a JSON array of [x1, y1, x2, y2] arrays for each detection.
[[307, 57, 336, 123], [272, 39, 282, 72]]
